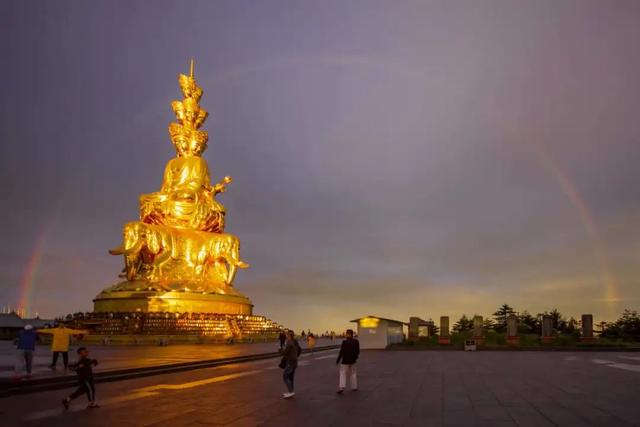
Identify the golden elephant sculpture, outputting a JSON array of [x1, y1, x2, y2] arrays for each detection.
[[109, 221, 249, 286]]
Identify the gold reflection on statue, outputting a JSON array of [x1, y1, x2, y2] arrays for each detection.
[[95, 60, 251, 313]]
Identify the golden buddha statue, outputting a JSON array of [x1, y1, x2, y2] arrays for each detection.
[[95, 61, 252, 314], [140, 62, 229, 232]]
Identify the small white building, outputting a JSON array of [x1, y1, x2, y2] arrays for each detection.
[[351, 316, 406, 349]]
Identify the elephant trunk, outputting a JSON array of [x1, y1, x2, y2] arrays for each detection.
[[109, 246, 125, 255], [125, 253, 141, 281]]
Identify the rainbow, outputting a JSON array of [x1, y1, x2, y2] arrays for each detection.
[[493, 113, 620, 312], [533, 144, 619, 306], [17, 232, 48, 318], [16, 200, 61, 318]]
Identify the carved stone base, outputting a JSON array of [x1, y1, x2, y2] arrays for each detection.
[[94, 281, 253, 314]]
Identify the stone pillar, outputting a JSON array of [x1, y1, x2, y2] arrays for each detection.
[[580, 314, 594, 342], [439, 316, 450, 344], [541, 315, 553, 343], [506, 314, 519, 345], [473, 315, 483, 343], [408, 317, 419, 341]]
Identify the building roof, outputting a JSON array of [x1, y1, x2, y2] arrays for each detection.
[[350, 315, 407, 326], [0, 313, 26, 328], [0, 314, 55, 329], [24, 318, 55, 328], [409, 316, 435, 325]]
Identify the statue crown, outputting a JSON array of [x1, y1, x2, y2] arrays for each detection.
[[168, 59, 209, 156]]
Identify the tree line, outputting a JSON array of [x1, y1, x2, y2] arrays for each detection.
[[451, 304, 640, 341]]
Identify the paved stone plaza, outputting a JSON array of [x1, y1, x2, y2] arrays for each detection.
[[1, 350, 639, 426]]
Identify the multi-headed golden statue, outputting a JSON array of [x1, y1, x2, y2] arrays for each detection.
[[94, 61, 252, 314]]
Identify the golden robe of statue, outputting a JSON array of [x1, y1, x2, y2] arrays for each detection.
[[109, 61, 248, 293]]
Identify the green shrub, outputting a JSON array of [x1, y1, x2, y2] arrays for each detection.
[[519, 334, 541, 347], [553, 334, 576, 347], [451, 331, 472, 345]]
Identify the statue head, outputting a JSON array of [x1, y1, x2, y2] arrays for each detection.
[[187, 131, 207, 156], [183, 98, 198, 124], [169, 123, 208, 157], [178, 73, 203, 102], [171, 99, 208, 129]]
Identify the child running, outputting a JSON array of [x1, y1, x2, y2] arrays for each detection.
[[62, 347, 99, 409]]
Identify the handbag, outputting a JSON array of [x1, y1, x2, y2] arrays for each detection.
[[278, 357, 287, 369]]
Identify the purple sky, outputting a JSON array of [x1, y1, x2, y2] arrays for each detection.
[[1, 1, 639, 332]]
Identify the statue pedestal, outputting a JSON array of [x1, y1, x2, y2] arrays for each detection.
[[94, 281, 253, 314]]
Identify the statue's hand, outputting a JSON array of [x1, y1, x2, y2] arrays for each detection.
[[213, 176, 233, 194]]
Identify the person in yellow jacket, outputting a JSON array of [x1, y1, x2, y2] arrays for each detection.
[[39, 324, 88, 369]]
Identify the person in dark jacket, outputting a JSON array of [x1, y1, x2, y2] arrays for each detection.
[[278, 331, 286, 349], [62, 347, 99, 409], [279, 330, 301, 399], [15, 325, 37, 378], [336, 329, 360, 394]]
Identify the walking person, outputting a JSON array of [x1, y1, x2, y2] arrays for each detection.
[[15, 324, 37, 379], [39, 324, 87, 369], [278, 330, 286, 349], [62, 347, 99, 409], [336, 329, 360, 394], [279, 330, 301, 399]]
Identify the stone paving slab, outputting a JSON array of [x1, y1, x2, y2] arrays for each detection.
[[1, 350, 639, 426]]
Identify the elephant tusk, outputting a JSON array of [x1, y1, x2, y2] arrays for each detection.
[[226, 264, 238, 285]]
